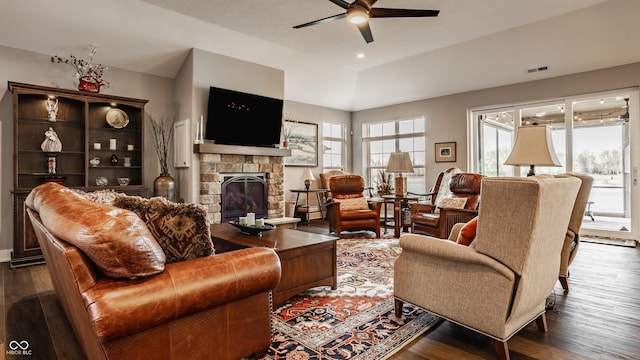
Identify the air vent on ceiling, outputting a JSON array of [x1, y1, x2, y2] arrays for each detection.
[[527, 66, 549, 74]]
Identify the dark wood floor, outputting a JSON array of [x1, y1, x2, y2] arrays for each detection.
[[2, 221, 639, 360]]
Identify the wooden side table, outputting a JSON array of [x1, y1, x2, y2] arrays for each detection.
[[382, 194, 420, 238], [291, 189, 328, 225]]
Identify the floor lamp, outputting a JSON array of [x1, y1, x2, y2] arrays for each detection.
[[504, 125, 561, 176], [386, 152, 414, 196]]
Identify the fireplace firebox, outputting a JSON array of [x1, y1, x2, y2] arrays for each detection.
[[221, 173, 268, 222]]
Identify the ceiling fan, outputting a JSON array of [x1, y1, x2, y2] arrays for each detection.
[[292, 0, 439, 44]]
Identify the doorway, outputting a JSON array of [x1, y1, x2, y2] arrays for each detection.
[[470, 88, 639, 242]]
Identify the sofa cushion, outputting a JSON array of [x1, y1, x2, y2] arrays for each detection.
[[25, 183, 165, 279], [456, 216, 478, 246], [113, 196, 214, 264]]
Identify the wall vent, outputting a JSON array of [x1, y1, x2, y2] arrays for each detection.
[[527, 66, 549, 73]]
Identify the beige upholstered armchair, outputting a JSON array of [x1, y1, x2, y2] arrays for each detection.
[[394, 175, 581, 360], [556, 173, 594, 292]]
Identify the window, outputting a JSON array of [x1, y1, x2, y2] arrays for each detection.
[[478, 111, 514, 176], [363, 117, 425, 194], [322, 122, 345, 171]]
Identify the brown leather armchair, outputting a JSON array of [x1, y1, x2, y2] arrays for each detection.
[[326, 174, 382, 238], [410, 173, 484, 239]]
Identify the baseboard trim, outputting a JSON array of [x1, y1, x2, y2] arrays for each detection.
[[0, 249, 13, 264]]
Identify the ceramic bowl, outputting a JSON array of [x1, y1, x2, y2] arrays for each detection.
[[117, 177, 130, 186]]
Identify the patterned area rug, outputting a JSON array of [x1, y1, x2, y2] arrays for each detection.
[[262, 236, 441, 360]]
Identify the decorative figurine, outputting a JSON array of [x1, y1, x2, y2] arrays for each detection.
[[41, 127, 62, 153], [110, 154, 118, 166], [45, 97, 58, 122]]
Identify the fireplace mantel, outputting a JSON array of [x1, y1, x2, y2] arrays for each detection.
[[194, 143, 291, 157]]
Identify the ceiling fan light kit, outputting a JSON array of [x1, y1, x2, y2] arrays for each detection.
[[293, 0, 439, 44], [347, 6, 368, 24]]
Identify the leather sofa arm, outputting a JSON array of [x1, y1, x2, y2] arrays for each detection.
[[84, 247, 282, 342]]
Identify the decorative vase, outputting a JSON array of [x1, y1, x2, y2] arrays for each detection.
[[78, 77, 101, 93], [154, 174, 176, 202], [283, 140, 289, 149]]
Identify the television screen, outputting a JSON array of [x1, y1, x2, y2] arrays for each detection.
[[205, 86, 283, 147]]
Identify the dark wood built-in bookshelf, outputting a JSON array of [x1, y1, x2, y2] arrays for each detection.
[[9, 81, 149, 267]]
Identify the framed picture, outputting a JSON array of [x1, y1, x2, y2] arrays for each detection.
[[284, 121, 318, 167], [435, 142, 456, 163]]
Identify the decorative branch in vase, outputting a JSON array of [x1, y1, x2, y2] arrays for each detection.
[[51, 46, 109, 93], [282, 114, 297, 148], [147, 112, 176, 201]]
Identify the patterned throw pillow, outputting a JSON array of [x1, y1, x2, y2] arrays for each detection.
[[72, 188, 122, 205], [335, 197, 369, 211], [113, 196, 215, 264], [434, 197, 467, 214]]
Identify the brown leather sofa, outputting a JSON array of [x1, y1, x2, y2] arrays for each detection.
[[25, 183, 282, 360]]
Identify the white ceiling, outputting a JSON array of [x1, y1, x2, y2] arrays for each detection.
[[2, 0, 640, 111]]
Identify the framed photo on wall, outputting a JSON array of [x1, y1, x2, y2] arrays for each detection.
[[435, 142, 456, 163], [284, 121, 318, 167]]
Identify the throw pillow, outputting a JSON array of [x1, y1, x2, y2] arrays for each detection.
[[435, 197, 467, 214], [25, 183, 166, 279], [335, 197, 369, 211], [72, 188, 122, 205], [113, 196, 215, 264], [456, 216, 478, 246]]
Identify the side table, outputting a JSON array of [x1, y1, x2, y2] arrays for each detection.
[[291, 189, 328, 225], [382, 194, 420, 238]]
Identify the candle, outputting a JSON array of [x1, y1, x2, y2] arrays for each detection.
[[109, 138, 116, 150], [195, 120, 200, 143], [255, 218, 265, 228], [93, 142, 101, 150], [238, 216, 247, 225], [246, 213, 255, 226], [127, 144, 134, 151], [200, 115, 204, 142]]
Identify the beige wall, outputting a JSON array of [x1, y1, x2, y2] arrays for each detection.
[[353, 62, 640, 184]]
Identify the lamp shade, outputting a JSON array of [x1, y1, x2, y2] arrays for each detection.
[[385, 152, 414, 174], [504, 125, 561, 175], [300, 168, 315, 181], [300, 169, 315, 190]]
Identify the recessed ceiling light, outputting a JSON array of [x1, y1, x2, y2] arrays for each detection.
[[356, 52, 365, 59]]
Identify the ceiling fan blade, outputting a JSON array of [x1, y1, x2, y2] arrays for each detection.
[[357, 22, 374, 43], [293, 13, 346, 29], [329, 0, 352, 10], [370, 8, 440, 18]]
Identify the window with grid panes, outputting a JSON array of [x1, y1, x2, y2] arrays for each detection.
[[363, 117, 425, 195]]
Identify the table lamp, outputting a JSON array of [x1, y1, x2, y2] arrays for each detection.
[[504, 125, 561, 176], [385, 152, 414, 196], [301, 169, 315, 190]]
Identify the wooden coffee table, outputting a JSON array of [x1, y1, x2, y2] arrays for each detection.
[[210, 223, 338, 309]]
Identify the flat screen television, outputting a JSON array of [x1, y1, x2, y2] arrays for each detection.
[[205, 86, 283, 147]]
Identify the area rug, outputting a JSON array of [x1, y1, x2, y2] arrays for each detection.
[[262, 236, 442, 360]]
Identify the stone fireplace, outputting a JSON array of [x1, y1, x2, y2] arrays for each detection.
[[196, 143, 290, 224]]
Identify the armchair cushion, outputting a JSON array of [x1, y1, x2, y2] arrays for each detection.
[[456, 216, 478, 246], [113, 195, 215, 264], [26, 183, 166, 279]]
